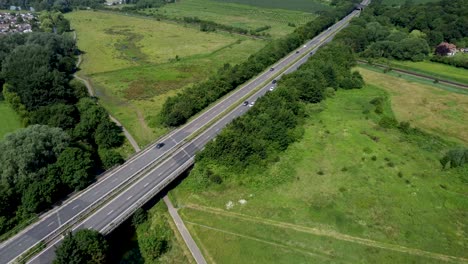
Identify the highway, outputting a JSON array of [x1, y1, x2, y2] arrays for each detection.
[[0, 2, 368, 263]]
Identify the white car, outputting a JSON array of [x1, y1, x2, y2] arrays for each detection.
[[249, 101, 255, 107], [269, 86, 274, 91], [303, 45, 307, 48]]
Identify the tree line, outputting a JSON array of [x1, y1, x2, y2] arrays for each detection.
[[335, 0, 468, 65], [159, 0, 360, 127], [187, 42, 363, 189], [0, 0, 105, 12], [0, 28, 124, 235]]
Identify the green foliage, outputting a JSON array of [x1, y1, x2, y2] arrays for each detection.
[[378, 116, 398, 128], [137, 214, 171, 262], [440, 148, 468, 168], [132, 208, 148, 227], [94, 119, 124, 149], [98, 148, 124, 169], [54, 229, 108, 264], [29, 103, 79, 130], [56, 147, 95, 190], [39, 12, 70, 34], [0, 125, 69, 226]]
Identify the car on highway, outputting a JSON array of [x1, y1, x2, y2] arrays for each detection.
[[155, 143, 165, 149], [243, 101, 249, 106], [269, 86, 275, 91], [303, 45, 307, 48], [295, 50, 300, 54], [272, 79, 277, 84], [270, 67, 275, 71], [249, 101, 255, 107]]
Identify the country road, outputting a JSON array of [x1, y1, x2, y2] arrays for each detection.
[[0, 2, 369, 263]]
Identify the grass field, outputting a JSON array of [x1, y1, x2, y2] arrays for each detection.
[[67, 11, 265, 146], [357, 66, 468, 144], [381, 0, 442, 5], [0, 101, 22, 140], [212, 0, 331, 13], [172, 85, 468, 263], [144, 0, 319, 38], [389, 60, 468, 85]]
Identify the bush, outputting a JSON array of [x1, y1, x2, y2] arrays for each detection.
[[440, 148, 468, 168], [132, 208, 148, 227], [379, 116, 398, 128]]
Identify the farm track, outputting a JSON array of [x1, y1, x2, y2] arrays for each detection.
[[185, 204, 468, 263]]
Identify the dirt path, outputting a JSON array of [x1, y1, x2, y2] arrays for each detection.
[[73, 30, 141, 151], [185, 204, 467, 263]]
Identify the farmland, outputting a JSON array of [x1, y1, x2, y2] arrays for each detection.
[[144, 0, 320, 38], [211, 0, 331, 12], [66, 11, 265, 146], [172, 84, 468, 263], [0, 101, 22, 140]]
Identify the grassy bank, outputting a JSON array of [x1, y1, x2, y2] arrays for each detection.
[[389, 60, 468, 85], [173, 85, 467, 262]]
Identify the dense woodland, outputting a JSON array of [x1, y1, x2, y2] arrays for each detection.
[[159, 0, 361, 127], [336, 0, 468, 67], [0, 21, 124, 235]]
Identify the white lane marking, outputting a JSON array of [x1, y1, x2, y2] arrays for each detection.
[[107, 210, 114, 216], [72, 205, 80, 210], [126, 195, 133, 201], [47, 222, 55, 227], [159, 172, 163, 176], [112, 178, 118, 183], [144, 182, 149, 187]]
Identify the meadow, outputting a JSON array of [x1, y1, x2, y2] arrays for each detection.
[[0, 101, 22, 140], [145, 0, 319, 38], [172, 84, 467, 263], [66, 11, 265, 146], [357, 66, 468, 144], [212, 0, 331, 13], [381, 0, 443, 5]]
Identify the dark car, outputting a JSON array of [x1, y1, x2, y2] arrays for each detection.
[[295, 50, 300, 54], [156, 142, 165, 149], [243, 101, 249, 106], [272, 79, 277, 84], [270, 67, 275, 71]]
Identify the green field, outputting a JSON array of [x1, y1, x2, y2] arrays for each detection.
[[0, 101, 22, 140], [357, 66, 468, 144], [381, 0, 442, 5], [389, 60, 468, 85], [173, 85, 468, 263], [144, 0, 319, 38], [67, 11, 265, 146], [212, 0, 331, 13]]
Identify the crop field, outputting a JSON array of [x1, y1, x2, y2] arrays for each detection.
[[357, 67, 468, 144], [212, 0, 331, 13], [145, 0, 319, 38], [173, 85, 467, 263], [389, 60, 468, 85], [0, 101, 22, 140], [66, 11, 265, 146]]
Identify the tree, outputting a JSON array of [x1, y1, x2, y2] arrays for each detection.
[[132, 208, 147, 227], [55, 147, 95, 190], [54, 229, 108, 264], [98, 148, 124, 169], [94, 119, 124, 149], [0, 125, 69, 192], [435, 42, 456, 56], [39, 12, 70, 34]]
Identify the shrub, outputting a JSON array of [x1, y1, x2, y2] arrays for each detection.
[[379, 116, 398, 128]]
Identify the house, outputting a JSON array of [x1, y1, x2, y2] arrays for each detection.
[[435, 42, 457, 56]]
